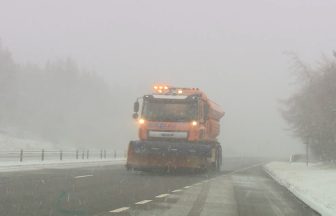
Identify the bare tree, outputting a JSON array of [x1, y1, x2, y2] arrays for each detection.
[[282, 54, 336, 160]]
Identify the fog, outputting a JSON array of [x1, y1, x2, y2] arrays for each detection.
[[1, 0, 336, 157]]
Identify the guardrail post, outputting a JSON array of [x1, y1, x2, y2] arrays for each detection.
[[86, 150, 89, 160], [76, 150, 79, 160], [82, 151, 84, 159], [104, 150, 106, 159], [100, 150, 103, 160], [20, 149, 23, 162], [60, 150, 63, 161], [114, 150, 117, 158], [41, 149, 45, 161]]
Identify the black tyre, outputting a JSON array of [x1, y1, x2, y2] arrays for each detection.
[[215, 145, 222, 172], [209, 144, 222, 172]]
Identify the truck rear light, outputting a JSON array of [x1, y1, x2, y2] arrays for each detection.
[[191, 121, 198, 126], [139, 118, 145, 124]]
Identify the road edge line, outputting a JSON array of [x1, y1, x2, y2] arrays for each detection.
[[263, 164, 325, 216]]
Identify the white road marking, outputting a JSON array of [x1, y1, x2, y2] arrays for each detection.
[[231, 162, 265, 174], [109, 207, 130, 213], [74, 175, 93, 179], [155, 193, 169, 198], [206, 162, 265, 181], [214, 162, 266, 181], [135, 200, 152, 205], [107, 162, 265, 214]]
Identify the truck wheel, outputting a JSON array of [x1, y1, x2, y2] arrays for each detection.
[[215, 146, 222, 172], [126, 164, 134, 171]]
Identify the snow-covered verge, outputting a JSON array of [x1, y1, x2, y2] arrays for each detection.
[[0, 132, 56, 150], [0, 158, 126, 173], [264, 161, 336, 216], [0, 131, 126, 172]]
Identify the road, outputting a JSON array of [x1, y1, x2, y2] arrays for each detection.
[[0, 157, 319, 216]]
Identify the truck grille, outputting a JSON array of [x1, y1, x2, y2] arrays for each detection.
[[148, 130, 188, 140]]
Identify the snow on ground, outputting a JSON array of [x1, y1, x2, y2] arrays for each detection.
[[0, 131, 126, 173], [0, 158, 126, 173], [0, 132, 56, 150], [264, 161, 336, 216]]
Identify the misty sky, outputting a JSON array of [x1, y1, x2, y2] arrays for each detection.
[[1, 0, 336, 157]]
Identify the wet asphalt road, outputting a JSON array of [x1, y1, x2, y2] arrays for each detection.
[[0, 157, 319, 216]]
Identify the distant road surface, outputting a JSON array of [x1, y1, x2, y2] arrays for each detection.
[[0, 157, 319, 216]]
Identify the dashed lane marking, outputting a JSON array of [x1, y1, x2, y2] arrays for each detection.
[[109, 207, 130, 213], [106, 162, 265, 215], [135, 200, 152, 205], [74, 175, 93, 179], [155, 193, 170, 198]]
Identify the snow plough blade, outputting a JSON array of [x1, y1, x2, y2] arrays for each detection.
[[126, 140, 212, 171]]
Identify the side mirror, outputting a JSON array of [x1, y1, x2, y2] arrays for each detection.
[[132, 113, 139, 119], [134, 101, 140, 113]]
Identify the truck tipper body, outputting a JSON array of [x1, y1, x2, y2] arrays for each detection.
[[126, 85, 225, 171]]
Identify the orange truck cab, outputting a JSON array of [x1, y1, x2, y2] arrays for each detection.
[[126, 85, 225, 171]]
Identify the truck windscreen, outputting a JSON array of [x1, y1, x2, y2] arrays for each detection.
[[142, 100, 197, 122]]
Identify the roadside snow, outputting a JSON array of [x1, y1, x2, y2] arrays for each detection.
[[0, 158, 126, 173], [0, 132, 126, 172], [0, 132, 56, 150], [264, 161, 336, 216]]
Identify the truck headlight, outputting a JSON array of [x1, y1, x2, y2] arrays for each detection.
[[191, 121, 198, 126], [139, 118, 145, 124]]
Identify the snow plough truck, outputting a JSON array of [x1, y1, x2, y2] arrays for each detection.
[[126, 85, 225, 171]]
